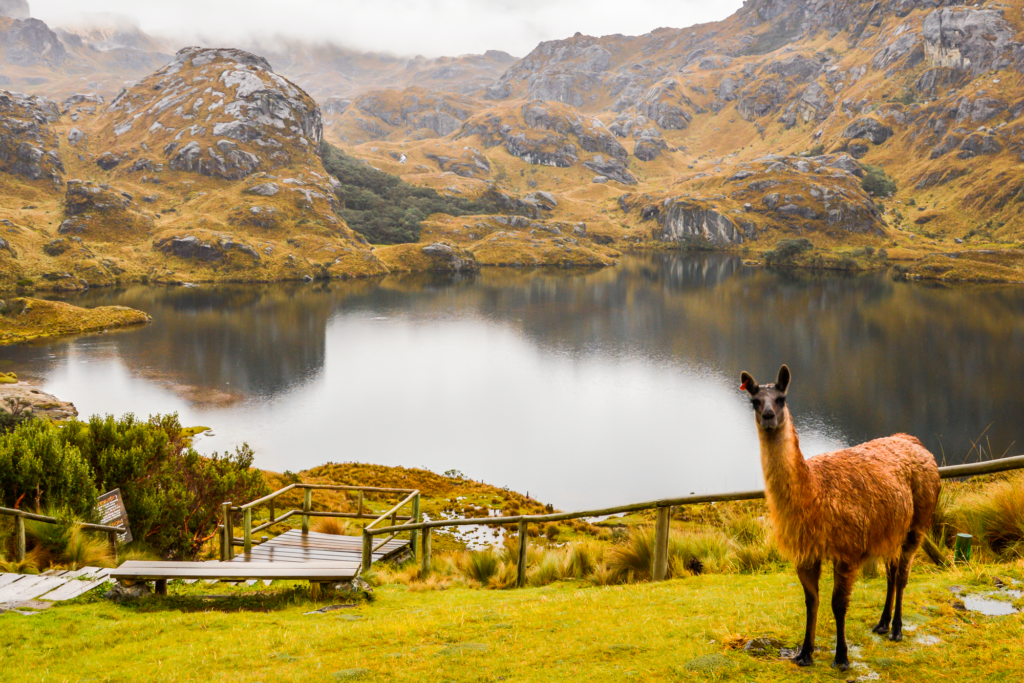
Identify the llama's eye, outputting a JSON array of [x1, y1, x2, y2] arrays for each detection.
[[751, 399, 761, 409], [775, 396, 786, 405]]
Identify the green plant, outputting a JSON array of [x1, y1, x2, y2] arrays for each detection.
[[807, 143, 825, 157], [861, 164, 897, 197], [0, 420, 98, 515], [15, 278, 33, 288], [763, 238, 813, 265], [459, 549, 501, 583]]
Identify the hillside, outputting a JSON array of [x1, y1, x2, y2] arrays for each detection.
[[1, 1, 1024, 284]]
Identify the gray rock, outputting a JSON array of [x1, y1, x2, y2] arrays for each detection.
[[67, 128, 87, 146], [105, 581, 152, 602], [4, 19, 68, 68], [922, 8, 1019, 75], [657, 200, 744, 246], [582, 154, 636, 185], [157, 235, 223, 262], [96, 152, 122, 170], [421, 243, 478, 272], [592, 175, 608, 184], [245, 182, 280, 197], [634, 136, 668, 162], [524, 191, 558, 210], [843, 118, 893, 144]]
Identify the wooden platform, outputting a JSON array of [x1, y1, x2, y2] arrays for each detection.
[[0, 567, 112, 603], [231, 529, 410, 565]]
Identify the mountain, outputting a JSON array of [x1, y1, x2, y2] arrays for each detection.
[[2, 0, 1024, 285]]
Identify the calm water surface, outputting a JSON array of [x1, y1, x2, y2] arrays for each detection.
[[3, 254, 1022, 510]]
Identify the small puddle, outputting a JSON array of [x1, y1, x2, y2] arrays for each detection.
[[962, 593, 1019, 616], [950, 585, 1021, 616]]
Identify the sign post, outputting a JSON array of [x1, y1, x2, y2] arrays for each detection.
[[96, 489, 133, 544]]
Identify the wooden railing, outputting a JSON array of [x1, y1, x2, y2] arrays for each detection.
[[219, 483, 421, 566], [364, 453, 1024, 588], [0, 505, 124, 563]]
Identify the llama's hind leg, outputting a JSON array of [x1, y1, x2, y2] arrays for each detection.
[[890, 530, 923, 642], [831, 562, 858, 671], [793, 560, 822, 667], [872, 560, 898, 635]]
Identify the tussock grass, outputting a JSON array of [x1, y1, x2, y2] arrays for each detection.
[[311, 517, 353, 536]]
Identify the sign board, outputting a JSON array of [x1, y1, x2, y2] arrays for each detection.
[[96, 488, 133, 544]]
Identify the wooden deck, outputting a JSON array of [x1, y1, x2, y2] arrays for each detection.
[[231, 529, 410, 565]]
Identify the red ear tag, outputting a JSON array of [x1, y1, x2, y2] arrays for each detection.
[[740, 381, 748, 391]]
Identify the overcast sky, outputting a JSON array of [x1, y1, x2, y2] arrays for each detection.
[[31, 0, 744, 58]]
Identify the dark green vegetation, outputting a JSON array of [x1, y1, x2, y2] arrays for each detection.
[[320, 142, 519, 244], [762, 237, 813, 265], [861, 163, 898, 197], [0, 414, 266, 560]]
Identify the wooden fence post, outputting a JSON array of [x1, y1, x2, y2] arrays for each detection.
[[222, 502, 232, 561], [410, 493, 420, 559], [243, 508, 252, 555], [302, 488, 312, 535], [421, 526, 431, 577], [653, 505, 671, 581], [15, 514, 25, 563], [362, 529, 373, 571], [516, 520, 528, 588], [357, 490, 364, 518], [107, 530, 118, 565], [269, 499, 275, 524]]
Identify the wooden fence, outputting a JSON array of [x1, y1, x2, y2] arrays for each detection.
[[218, 483, 421, 563], [363, 453, 1024, 587], [0, 505, 124, 563]]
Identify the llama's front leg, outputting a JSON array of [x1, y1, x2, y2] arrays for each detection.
[[831, 562, 858, 671], [872, 560, 898, 635], [793, 560, 822, 667]]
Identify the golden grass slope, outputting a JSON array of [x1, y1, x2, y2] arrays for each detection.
[[0, 296, 150, 344]]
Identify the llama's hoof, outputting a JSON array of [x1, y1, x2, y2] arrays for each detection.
[[871, 623, 890, 635], [791, 653, 814, 667], [831, 658, 851, 671], [888, 630, 903, 642]]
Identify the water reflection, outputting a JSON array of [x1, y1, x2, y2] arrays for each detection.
[[2, 253, 1021, 509]]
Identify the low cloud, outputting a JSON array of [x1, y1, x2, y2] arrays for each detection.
[[31, 0, 743, 57]]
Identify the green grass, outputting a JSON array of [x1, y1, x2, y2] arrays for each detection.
[[2, 564, 1022, 681]]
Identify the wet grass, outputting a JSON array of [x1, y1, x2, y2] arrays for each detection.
[[1, 563, 1022, 681]]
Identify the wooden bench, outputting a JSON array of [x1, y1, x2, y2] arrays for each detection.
[[109, 560, 360, 598]]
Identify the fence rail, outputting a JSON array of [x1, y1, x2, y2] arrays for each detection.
[[363, 453, 1024, 587], [0, 505, 123, 564], [219, 483, 421, 565]]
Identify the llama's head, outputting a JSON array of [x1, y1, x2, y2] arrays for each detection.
[[740, 365, 790, 432]]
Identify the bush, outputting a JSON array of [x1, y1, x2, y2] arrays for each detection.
[[0, 420, 98, 515], [320, 142, 524, 244], [861, 164, 897, 197], [763, 238, 813, 265], [2, 413, 268, 560]]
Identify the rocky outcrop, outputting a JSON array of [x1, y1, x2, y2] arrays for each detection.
[[98, 47, 322, 181], [922, 7, 1023, 75], [421, 242, 478, 272], [655, 201, 747, 246], [843, 117, 893, 145], [154, 234, 261, 262], [59, 180, 151, 237], [426, 149, 491, 178], [2, 17, 68, 67], [0, 90, 63, 184], [582, 155, 636, 185]]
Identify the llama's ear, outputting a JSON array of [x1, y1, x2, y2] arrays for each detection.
[[776, 365, 791, 394], [740, 371, 759, 396]]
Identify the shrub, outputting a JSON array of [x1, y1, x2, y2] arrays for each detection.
[[807, 144, 825, 157], [763, 238, 813, 265], [861, 164, 897, 197], [459, 549, 501, 583], [0, 420, 98, 515]]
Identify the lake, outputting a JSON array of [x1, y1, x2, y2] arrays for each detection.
[[3, 253, 1022, 510]]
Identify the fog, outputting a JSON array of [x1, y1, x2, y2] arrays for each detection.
[[31, 0, 744, 58]]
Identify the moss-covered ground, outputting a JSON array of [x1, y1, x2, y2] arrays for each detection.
[[1, 562, 1022, 682]]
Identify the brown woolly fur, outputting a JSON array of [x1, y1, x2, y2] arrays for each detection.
[[742, 364, 940, 671], [759, 422, 939, 569]]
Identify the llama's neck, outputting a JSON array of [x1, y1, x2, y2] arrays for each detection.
[[758, 409, 816, 518]]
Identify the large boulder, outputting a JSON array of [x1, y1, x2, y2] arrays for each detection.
[[922, 8, 1022, 75], [3, 18, 68, 67], [843, 117, 893, 145]]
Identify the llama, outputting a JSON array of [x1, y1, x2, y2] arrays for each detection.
[[740, 364, 940, 670]]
